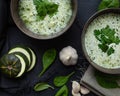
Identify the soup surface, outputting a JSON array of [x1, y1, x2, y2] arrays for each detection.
[[85, 13, 120, 69], [19, 0, 72, 35]]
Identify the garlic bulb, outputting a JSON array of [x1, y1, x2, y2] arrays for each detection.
[[80, 86, 90, 95], [59, 46, 78, 66], [72, 81, 81, 93], [72, 90, 81, 96]]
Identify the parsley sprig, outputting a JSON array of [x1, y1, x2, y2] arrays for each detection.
[[33, 0, 59, 20], [94, 25, 120, 56]]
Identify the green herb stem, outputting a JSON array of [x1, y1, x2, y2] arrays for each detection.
[[67, 71, 75, 78]]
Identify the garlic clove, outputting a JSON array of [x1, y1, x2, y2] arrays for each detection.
[[72, 90, 81, 96], [80, 85, 90, 95], [72, 81, 81, 93]]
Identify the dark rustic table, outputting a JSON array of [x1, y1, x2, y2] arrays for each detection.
[[0, 0, 101, 96]]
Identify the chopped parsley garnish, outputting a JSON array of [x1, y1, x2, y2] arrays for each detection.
[[33, 0, 59, 20], [94, 25, 120, 56]]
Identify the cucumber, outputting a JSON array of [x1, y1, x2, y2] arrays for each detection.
[[12, 52, 29, 71], [27, 48, 36, 71], [8, 46, 36, 72], [8, 47, 31, 68], [15, 54, 26, 77]]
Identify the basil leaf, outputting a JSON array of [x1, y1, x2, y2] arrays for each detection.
[[98, 0, 120, 11], [39, 48, 57, 76], [55, 85, 68, 96], [95, 71, 120, 88], [34, 83, 54, 91], [54, 72, 75, 87]]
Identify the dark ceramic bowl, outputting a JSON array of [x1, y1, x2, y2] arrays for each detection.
[[10, 0, 78, 40], [82, 8, 120, 74]]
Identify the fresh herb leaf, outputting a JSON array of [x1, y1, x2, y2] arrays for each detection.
[[98, 44, 108, 52], [34, 83, 54, 91], [98, 0, 120, 11], [55, 85, 68, 96], [54, 72, 75, 87], [46, 3, 59, 16], [107, 47, 115, 56], [95, 71, 120, 88], [94, 25, 120, 56], [33, 0, 59, 20], [94, 30, 102, 41], [39, 48, 57, 77]]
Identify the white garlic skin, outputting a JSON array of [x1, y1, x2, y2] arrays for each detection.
[[72, 81, 81, 93], [72, 90, 81, 96], [80, 86, 90, 95], [59, 46, 78, 66]]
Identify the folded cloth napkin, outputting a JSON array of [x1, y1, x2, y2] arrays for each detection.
[[81, 66, 120, 96]]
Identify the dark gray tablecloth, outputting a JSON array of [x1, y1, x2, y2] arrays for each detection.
[[0, 0, 101, 96]]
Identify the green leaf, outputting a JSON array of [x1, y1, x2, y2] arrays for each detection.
[[46, 3, 59, 16], [98, 44, 108, 52], [54, 72, 75, 87], [98, 0, 120, 11], [107, 47, 115, 56], [33, 0, 59, 20], [95, 71, 120, 89], [94, 30, 102, 41], [55, 85, 68, 96], [39, 48, 57, 77], [94, 25, 120, 56], [34, 83, 54, 91]]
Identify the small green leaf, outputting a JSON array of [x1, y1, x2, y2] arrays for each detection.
[[54, 72, 75, 87], [34, 83, 54, 92], [98, 0, 120, 11], [39, 48, 57, 77], [95, 71, 120, 89], [107, 47, 114, 56], [46, 3, 59, 16], [55, 85, 68, 96], [98, 44, 108, 52]]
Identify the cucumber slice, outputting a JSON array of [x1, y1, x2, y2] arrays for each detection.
[[8, 46, 36, 72], [15, 54, 26, 77], [27, 48, 36, 71], [8, 47, 31, 68], [12, 52, 29, 71]]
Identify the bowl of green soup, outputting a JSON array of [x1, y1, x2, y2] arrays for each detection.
[[82, 8, 120, 74], [11, 0, 77, 39]]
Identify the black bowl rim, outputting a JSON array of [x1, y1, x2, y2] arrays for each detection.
[[81, 8, 120, 74], [10, 0, 78, 40]]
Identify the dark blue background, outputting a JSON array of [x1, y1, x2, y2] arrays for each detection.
[[0, 0, 101, 96]]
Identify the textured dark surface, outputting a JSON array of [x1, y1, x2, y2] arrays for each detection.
[[0, 0, 101, 96]]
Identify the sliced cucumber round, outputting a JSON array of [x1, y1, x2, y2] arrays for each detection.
[[27, 48, 36, 71], [8, 47, 31, 68], [8, 45, 36, 72], [15, 54, 26, 77]]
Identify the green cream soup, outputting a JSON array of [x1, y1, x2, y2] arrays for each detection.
[[85, 13, 120, 69]]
